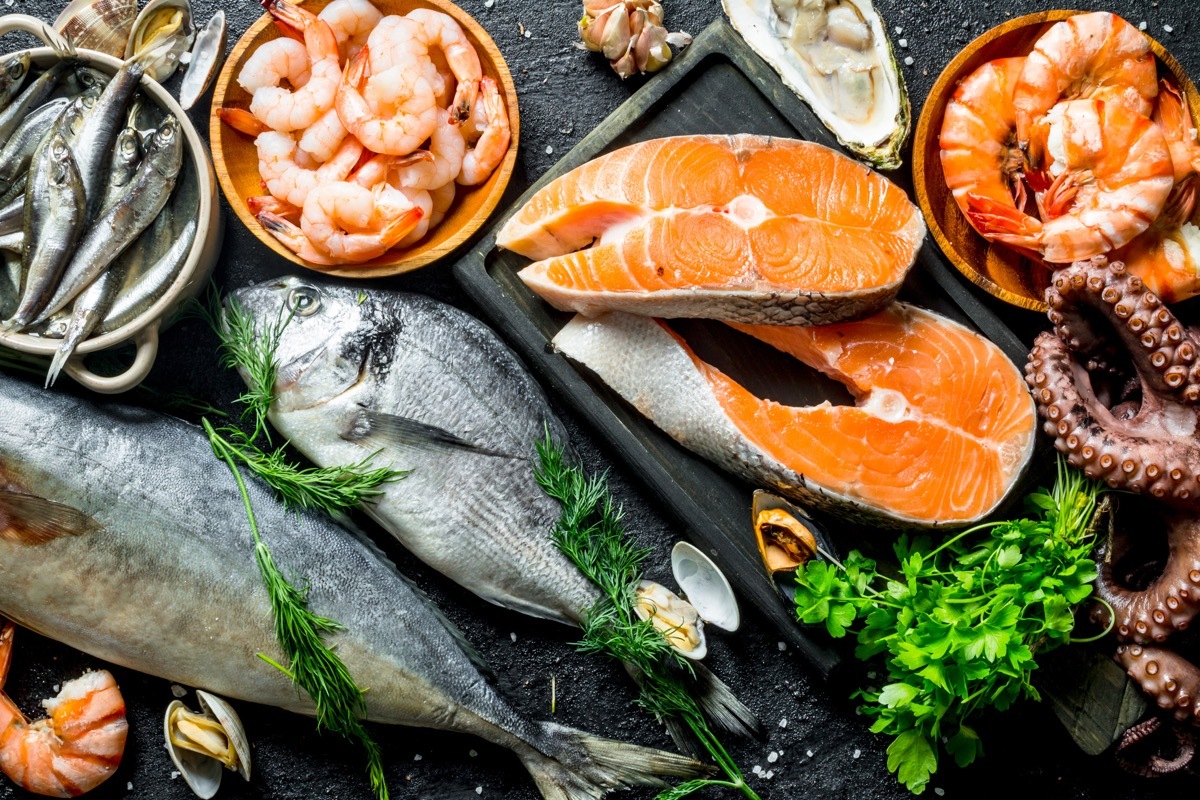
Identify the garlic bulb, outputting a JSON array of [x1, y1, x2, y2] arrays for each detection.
[[578, 1, 692, 79]]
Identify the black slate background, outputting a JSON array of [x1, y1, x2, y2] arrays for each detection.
[[1, 1, 1197, 799]]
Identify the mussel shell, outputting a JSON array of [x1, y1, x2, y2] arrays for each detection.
[[751, 490, 840, 599], [164, 700, 223, 800], [670, 541, 740, 633], [53, 0, 137, 59], [179, 11, 226, 111], [197, 690, 252, 782], [126, 0, 195, 82]]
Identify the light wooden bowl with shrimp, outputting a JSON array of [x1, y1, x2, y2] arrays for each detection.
[[913, 10, 1200, 313], [211, 0, 519, 279]]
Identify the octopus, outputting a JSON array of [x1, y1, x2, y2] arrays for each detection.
[[1024, 255, 1200, 774]]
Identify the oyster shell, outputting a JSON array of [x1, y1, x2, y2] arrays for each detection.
[[670, 541, 740, 632], [722, 0, 910, 169], [633, 580, 707, 660], [53, 0, 136, 59], [179, 11, 226, 111], [126, 0, 195, 82]]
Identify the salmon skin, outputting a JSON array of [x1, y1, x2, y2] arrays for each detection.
[[499, 135, 926, 326], [554, 304, 1036, 528]]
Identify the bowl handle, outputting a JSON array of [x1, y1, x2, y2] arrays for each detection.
[[63, 325, 160, 395], [0, 15, 72, 53]]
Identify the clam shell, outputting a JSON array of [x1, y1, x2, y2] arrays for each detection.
[[197, 690, 252, 782], [164, 700, 223, 800], [126, 0, 195, 82], [634, 580, 707, 660], [54, 0, 136, 59], [670, 541, 740, 632], [179, 11, 226, 111]]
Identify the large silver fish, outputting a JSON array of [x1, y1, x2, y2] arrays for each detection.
[[0, 368, 705, 799], [233, 278, 759, 742]]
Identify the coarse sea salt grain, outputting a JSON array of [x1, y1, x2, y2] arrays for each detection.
[[476, 788, 483, 796], [853, 749, 861, 759], [777, 641, 787, 651], [414, 754, 423, 761], [934, 789, 945, 797], [1164, 24, 1174, 33], [510, 632, 517, 642], [545, 145, 554, 155], [524, 29, 532, 38], [899, 38, 908, 47], [904, 56, 914, 66], [806, 749, 814, 758], [1139, 20, 1148, 29], [780, 718, 788, 728], [768, 752, 779, 763], [469, 749, 478, 758], [485, 0, 494, 6], [752, 765, 762, 775], [171, 684, 187, 698]]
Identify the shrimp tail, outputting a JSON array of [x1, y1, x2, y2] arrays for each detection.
[[257, 211, 340, 265], [381, 205, 425, 249], [0, 622, 26, 732], [219, 107, 269, 137], [249, 195, 301, 222], [1041, 170, 1084, 218], [965, 194, 1042, 247]]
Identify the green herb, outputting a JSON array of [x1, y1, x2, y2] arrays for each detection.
[[793, 458, 1102, 794], [205, 420, 388, 800], [200, 289, 408, 800], [534, 435, 761, 800]]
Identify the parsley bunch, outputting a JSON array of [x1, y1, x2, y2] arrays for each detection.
[[794, 459, 1102, 794]]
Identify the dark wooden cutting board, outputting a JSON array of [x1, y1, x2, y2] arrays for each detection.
[[451, 16, 1044, 682]]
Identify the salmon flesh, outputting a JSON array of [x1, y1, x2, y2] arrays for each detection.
[[499, 135, 926, 325], [553, 304, 1037, 527]]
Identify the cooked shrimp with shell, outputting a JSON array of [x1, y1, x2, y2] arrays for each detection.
[[939, 10, 1200, 293], [223, 0, 511, 265]]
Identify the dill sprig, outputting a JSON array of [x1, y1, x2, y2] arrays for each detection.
[[205, 420, 388, 800], [199, 288, 407, 800], [534, 436, 761, 800]]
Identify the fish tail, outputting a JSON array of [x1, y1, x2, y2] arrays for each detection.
[[520, 721, 710, 800], [622, 661, 761, 756]]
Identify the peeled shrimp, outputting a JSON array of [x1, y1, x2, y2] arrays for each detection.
[[298, 106, 348, 164], [238, 38, 310, 96], [394, 185, 434, 248], [429, 180, 456, 230], [219, 108, 363, 208], [458, 77, 510, 186], [1013, 11, 1158, 155], [336, 45, 438, 156], [250, 0, 342, 132], [301, 181, 424, 262], [968, 98, 1174, 263], [940, 58, 1029, 234], [404, 9, 482, 122], [0, 622, 128, 798], [391, 109, 465, 190], [318, 0, 383, 62]]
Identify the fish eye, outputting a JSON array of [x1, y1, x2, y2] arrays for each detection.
[[287, 286, 321, 316], [8, 62, 24, 80]]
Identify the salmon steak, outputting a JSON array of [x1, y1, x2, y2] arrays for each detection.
[[498, 135, 927, 325], [553, 304, 1036, 527]]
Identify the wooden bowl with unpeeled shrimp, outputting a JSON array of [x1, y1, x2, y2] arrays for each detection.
[[913, 10, 1200, 313], [210, 0, 519, 279]]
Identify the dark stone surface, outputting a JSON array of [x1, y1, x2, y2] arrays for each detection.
[[1, 1, 1197, 800]]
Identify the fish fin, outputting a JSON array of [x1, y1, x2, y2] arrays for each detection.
[[0, 491, 94, 544], [687, 662, 763, 739], [330, 509, 494, 678], [522, 722, 711, 800], [342, 407, 519, 460]]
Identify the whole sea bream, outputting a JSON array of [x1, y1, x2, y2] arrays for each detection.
[[0, 370, 703, 799], [234, 277, 601, 625]]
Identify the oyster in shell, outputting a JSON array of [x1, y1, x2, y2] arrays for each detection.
[[723, 0, 910, 169]]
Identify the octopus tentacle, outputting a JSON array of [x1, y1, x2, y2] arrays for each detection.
[[1094, 509, 1200, 643], [1047, 257, 1200, 402], [1114, 715, 1198, 777], [1118, 644, 1200, 724], [1026, 333, 1200, 501]]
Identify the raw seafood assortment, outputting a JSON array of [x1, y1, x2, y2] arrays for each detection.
[[940, 11, 1200, 301], [499, 135, 925, 324], [220, 0, 511, 266], [2, 1, 1199, 798]]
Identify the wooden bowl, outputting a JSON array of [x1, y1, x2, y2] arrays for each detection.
[[913, 10, 1200, 313], [210, 0, 519, 279], [0, 15, 221, 394]]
